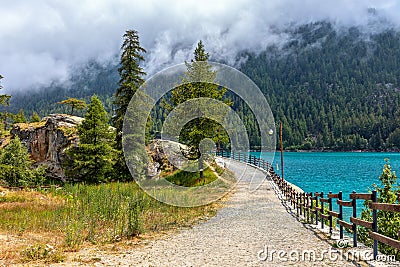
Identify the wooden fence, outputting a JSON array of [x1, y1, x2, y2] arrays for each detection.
[[216, 150, 400, 260]]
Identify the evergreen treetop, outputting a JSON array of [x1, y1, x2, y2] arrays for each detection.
[[79, 95, 113, 144], [113, 30, 146, 150], [112, 29, 146, 180], [168, 41, 230, 179], [30, 112, 41, 123], [13, 109, 27, 123], [64, 95, 116, 183], [57, 97, 86, 115]]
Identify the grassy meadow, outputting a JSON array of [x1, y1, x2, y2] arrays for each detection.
[[0, 179, 224, 265]]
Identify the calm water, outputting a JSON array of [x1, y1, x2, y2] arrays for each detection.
[[251, 152, 400, 218]]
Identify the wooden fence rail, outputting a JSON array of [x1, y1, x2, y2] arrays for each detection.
[[216, 150, 400, 260]]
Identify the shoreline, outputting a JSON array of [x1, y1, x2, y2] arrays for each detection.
[[248, 149, 400, 153]]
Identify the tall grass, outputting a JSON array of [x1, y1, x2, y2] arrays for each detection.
[[0, 182, 218, 251], [165, 167, 218, 187]]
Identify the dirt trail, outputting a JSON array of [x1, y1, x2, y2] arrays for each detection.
[[52, 161, 358, 266]]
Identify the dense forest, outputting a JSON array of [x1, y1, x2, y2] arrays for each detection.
[[8, 22, 400, 150], [242, 22, 400, 150]]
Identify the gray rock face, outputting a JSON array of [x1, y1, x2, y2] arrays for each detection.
[[9, 117, 188, 181], [146, 140, 189, 179], [11, 114, 83, 181]]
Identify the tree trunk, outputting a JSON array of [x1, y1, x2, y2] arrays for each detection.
[[199, 158, 204, 181]]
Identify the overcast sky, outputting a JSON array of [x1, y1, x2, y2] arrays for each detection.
[[1, 0, 400, 92]]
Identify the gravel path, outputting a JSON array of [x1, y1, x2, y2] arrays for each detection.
[[58, 161, 358, 266]]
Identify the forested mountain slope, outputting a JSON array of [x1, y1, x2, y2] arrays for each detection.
[[9, 22, 400, 150], [9, 60, 119, 117], [240, 22, 400, 150]]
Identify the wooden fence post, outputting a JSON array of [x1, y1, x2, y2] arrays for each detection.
[[328, 191, 333, 234], [310, 192, 314, 223], [352, 191, 357, 247], [321, 192, 324, 229], [315, 193, 319, 226], [372, 190, 378, 260], [296, 193, 300, 216], [338, 191, 344, 239], [300, 193, 304, 216], [307, 193, 311, 223]]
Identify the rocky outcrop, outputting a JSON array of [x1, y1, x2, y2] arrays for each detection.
[[10, 117, 191, 181], [11, 114, 83, 181], [146, 140, 190, 179]]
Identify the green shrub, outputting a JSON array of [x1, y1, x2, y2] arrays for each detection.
[[20, 243, 65, 263], [358, 159, 400, 260], [0, 137, 46, 186]]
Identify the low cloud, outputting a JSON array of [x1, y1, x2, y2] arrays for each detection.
[[1, 0, 399, 91]]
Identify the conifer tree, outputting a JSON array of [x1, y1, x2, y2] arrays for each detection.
[[13, 109, 27, 123], [169, 41, 229, 179], [113, 30, 146, 180], [0, 137, 45, 186], [64, 95, 116, 183], [30, 112, 41, 123], [57, 97, 86, 115]]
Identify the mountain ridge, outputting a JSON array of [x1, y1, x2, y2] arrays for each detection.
[[7, 22, 400, 150]]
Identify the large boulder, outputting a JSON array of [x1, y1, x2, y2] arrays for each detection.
[[146, 140, 190, 179], [11, 114, 83, 181]]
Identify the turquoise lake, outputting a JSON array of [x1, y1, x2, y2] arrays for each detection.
[[251, 152, 400, 219]]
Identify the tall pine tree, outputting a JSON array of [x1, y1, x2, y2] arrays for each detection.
[[113, 30, 146, 180], [64, 95, 116, 183], [169, 41, 229, 179]]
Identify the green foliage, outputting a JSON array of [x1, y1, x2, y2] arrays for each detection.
[[7, 23, 400, 150], [167, 41, 230, 177], [64, 95, 116, 183], [0, 120, 7, 138], [358, 159, 400, 260], [165, 167, 218, 187], [240, 24, 400, 150], [387, 129, 400, 148], [113, 30, 146, 150], [57, 97, 86, 115], [20, 243, 64, 263], [0, 137, 46, 186], [13, 109, 27, 123], [30, 111, 41, 123], [0, 182, 219, 250], [122, 89, 153, 181], [113, 29, 146, 180]]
